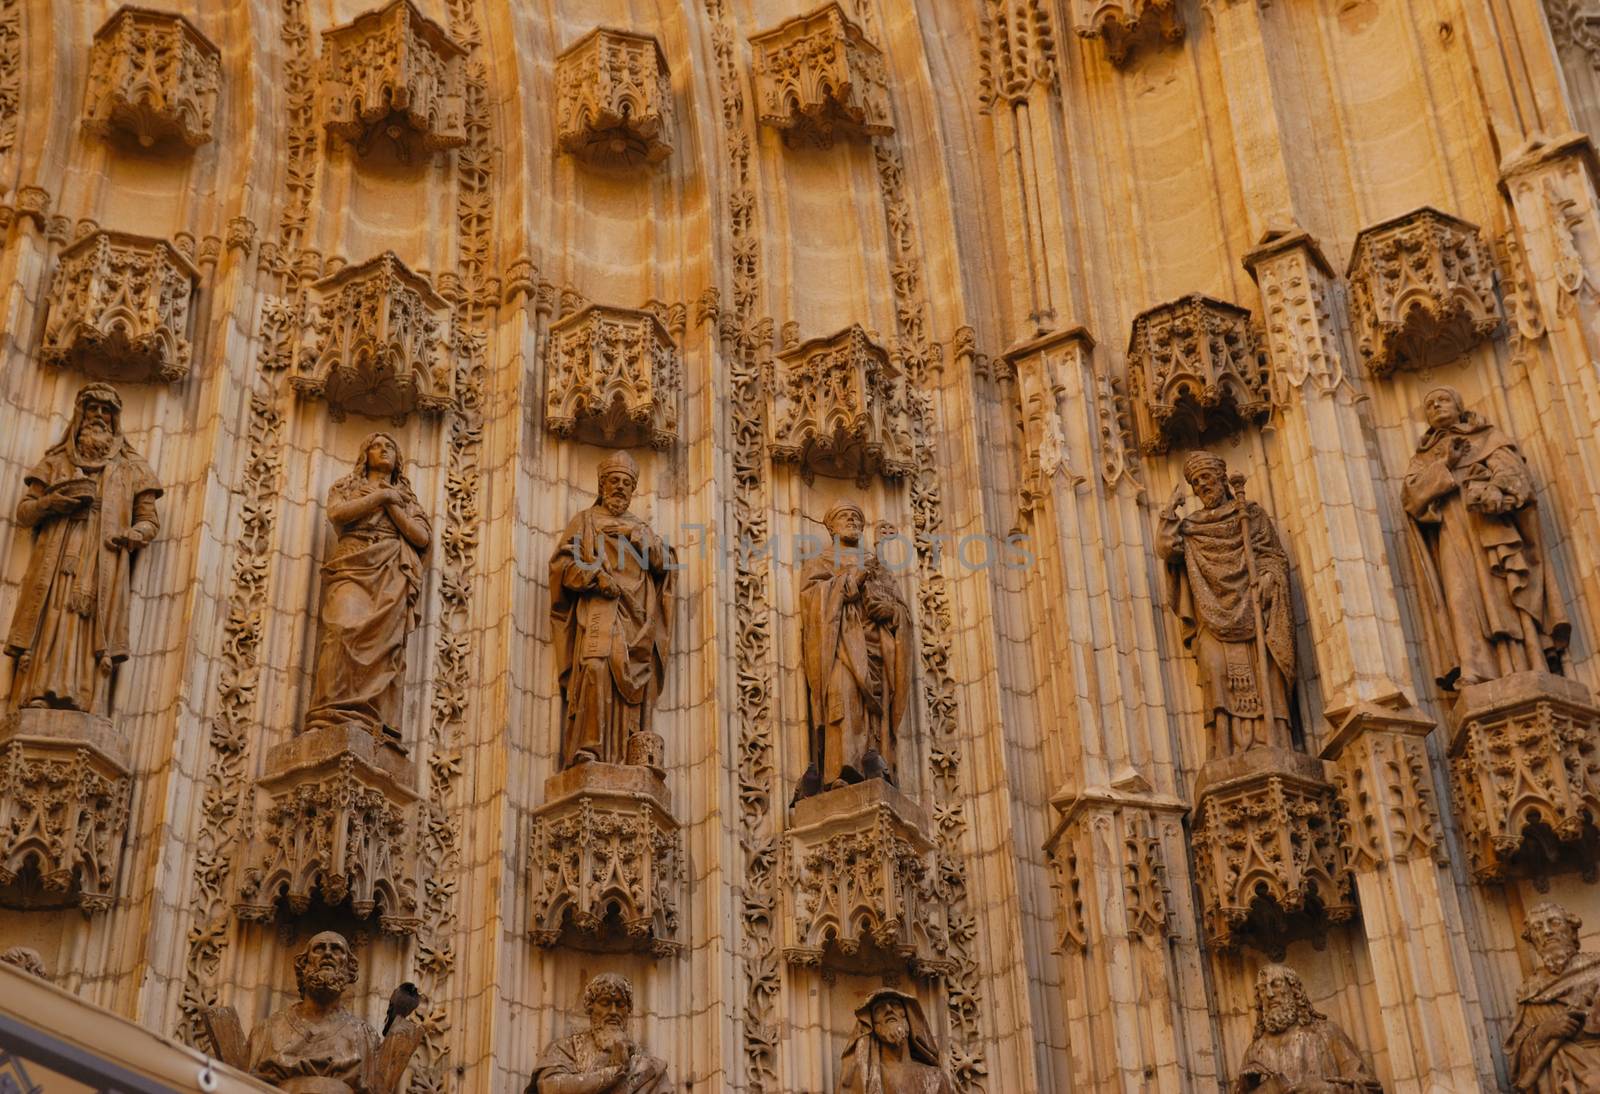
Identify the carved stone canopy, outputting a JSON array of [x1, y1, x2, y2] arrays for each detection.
[[555, 28, 673, 168], [41, 229, 201, 384], [85, 6, 221, 150], [770, 324, 913, 484], [1126, 293, 1270, 455], [750, 3, 894, 148], [546, 304, 680, 449], [294, 251, 454, 422], [1072, 0, 1184, 66], [1346, 206, 1503, 376], [320, 0, 467, 159]]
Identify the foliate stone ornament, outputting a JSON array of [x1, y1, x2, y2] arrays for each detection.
[[84, 7, 221, 150], [1507, 901, 1600, 1090], [554, 28, 673, 167], [749, 3, 893, 148], [41, 230, 200, 383], [319, 0, 467, 158], [1072, 0, 1184, 66], [546, 306, 680, 449], [839, 988, 957, 1094], [1346, 206, 1502, 376], [1235, 964, 1382, 1092], [1127, 294, 1269, 454], [770, 324, 913, 484], [528, 974, 670, 1093], [977, 0, 1058, 110], [0, 946, 47, 979]]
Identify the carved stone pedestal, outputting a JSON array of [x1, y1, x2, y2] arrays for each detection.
[[545, 304, 680, 449], [769, 324, 912, 484], [1189, 747, 1356, 954], [781, 779, 954, 978], [233, 724, 425, 933], [526, 762, 683, 957], [749, 3, 893, 148], [0, 709, 131, 913], [554, 28, 673, 167], [1448, 671, 1600, 883]]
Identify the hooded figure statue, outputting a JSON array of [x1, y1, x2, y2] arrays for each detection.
[[838, 988, 955, 1094]]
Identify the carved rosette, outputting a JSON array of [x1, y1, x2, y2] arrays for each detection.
[[41, 229, 200, 383], [546, 304, 679, 449], [294, 251, 453, 421], [0, 711, 131, 914], [750, 3, 893, 148], [1448, 671, 1600, 882], [1188, 749, 1356, 953], [1072, 0, 1183, 66], [781, 781, 954, 977], [320, 0, 466, 155], [770, 324, 912, 483], [85, 7, 220, 150], [555, 28, 672, 167], [233, 728, 424, 934], [1126, 293, 1269, 455], [527, 764, 683, 957], [1346, 206, 1502, 376]]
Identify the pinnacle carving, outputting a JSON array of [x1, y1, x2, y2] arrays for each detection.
[[1072, 0, 1184, 66], [1044, 786, 1184, 954], [769, 324, 913, 484], [320, 0, 467, 159], [750, 3, 893, 148], [555, 28, 672, 167], [85, 7, 221, 150], [1126, 293, 1269, 454], [978, 0, 1059, 109], [546, 304, 679, 449]]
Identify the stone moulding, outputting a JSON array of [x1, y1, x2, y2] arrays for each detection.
[[294, 251, 453, 422], [1125, 293, 1270, 455], [41, 228, 200, 383], [554, 27, 673, 167], [1346, 206, 1502, 377], [1448, 671, 1600, 883], [1073, 0, 1184, 66], [526, 763, 683, 958], [320, 0, 467, 157], [780, 780, 955, 978], [769, 323, 913, 484], [233, 726, 424, 934], [546, 304, 680, 449], [85, 6, 221, 150], [0, 709, 131, 915], [750, 2, 893, 148]]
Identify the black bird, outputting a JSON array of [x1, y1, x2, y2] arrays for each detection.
[[384, 982, 421, 1036], [790, 762, 822, 807]]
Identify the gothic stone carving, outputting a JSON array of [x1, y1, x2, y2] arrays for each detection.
[[554, 28, 673, 168], [770, 324, 912, 484], [546, 306, 680, 449], [85, 7, 220, 150], [750, 3, 893, 148], [1127, 294, 1269, 454], [1346, 206, 1502, 376], [41, 229, 200, 383], [1507, 901, 1600, 1091], [839, 988, 957, 1094], [1235, 964, 1382, 1093], [1072, 0, 1183, 67], [526, 763, 683, 957], [528, 974, 670, 1093], [320, 0, 467, 158], [781, 780, 954, 978], [295, 251, 453, 422], [1448, 671, 1600, 882], [977, 0, 1059, 110]]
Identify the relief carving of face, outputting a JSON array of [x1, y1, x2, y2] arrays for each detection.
[[297, 931, 355, 1003], [588, 990, 630, 1054], [1423, 388, 1464, 431], [600, 470, 635, 516], [870, 999, 910, 1047], [829, 506, 865, 546], [1258, 967, 1304, 1035], [1526, 906, 1581, 975], [78, 398, 119, 458], [1186, 465, 1228, 509]]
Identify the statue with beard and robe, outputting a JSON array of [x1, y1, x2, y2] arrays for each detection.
[[1233, 964, 1382, 1093], [5, 383, 161, 715], [526, 973, 669, 1094], [1402, 387, 1568, 689], [838, 988, 955, 1094], [1506, 901, 1600, 1092]]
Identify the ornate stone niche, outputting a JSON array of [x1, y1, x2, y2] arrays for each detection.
[[750, 3, 893, 148], [781, 781, 955, 978], [1188, 748, 1357, 954], [1448, 671, 1600, 883], [294, 251, 454, 422], [41, 229, 200, 383], [1072, 0, 1184, 67], [1346, 206, 1502, 377], [527, 762, 684, 958], [769, 324, 913, 484], [554, 28, 673, 168], [1126, 293, 1270, 455], [84, 7, 221, 150], [320, 0, 467, 158], [233, 726, 425, 934], [545, 304, 680, 449]]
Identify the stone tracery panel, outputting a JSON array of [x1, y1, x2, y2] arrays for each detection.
[[554, 27, 673, 167], [320, 0, 467, 158], [750, 2, 893, 148], [85, 7, 221, 151]]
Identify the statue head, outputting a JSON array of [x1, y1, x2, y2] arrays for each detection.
[[1181, 452, 1231, 509], [582, 972, 634, 1052], [72, 382, 124, 461], [823, 500, 866, 547], [1524, 901, 1583, 976], [1422, 387, 1466, 431], [849, 989, 942, 1067], [293, 931, 359, 1005], [356, 432, 404, 482], [597, 451, 639, 517], [1252, 964, 1323, 1037]]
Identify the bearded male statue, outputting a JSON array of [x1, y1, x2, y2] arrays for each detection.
[[838, 988, 954, 1094], [526, 973, 670, 1093], [1233, 964, 1381, 1093], [1507, 901, 1600, 1092]]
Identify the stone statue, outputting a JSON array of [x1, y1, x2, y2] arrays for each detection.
[[1157, 452, 1295, 759], [303, 433, 431, 745], [1507, 901, 1600, 1092], [799, 501, 912, 792], [0, 946, 47, 979], [4, 383, 161, 715], [1233, 964, 1381, 1093], [1402, 387, 1568, 689], [201, 930, 422, 1094], [549, 451, 673, 768], [526, 973, 669, 1093], [838, 988, 955, 1094]]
